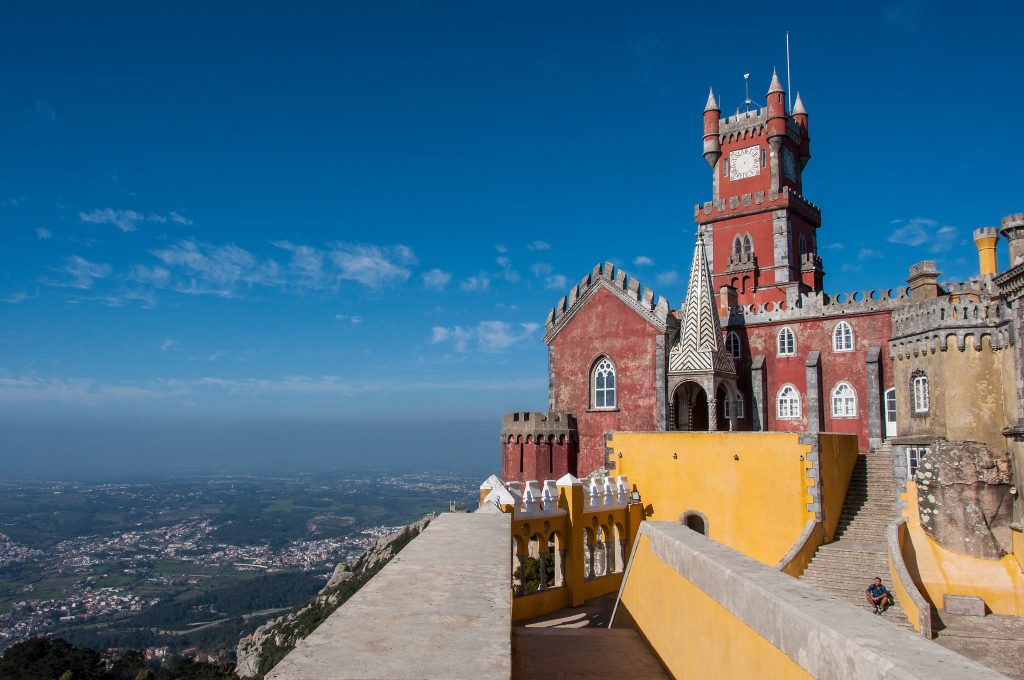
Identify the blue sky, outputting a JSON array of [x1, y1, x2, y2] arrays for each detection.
[[2, 1, 1023, 473]]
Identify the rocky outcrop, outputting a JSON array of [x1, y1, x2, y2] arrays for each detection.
[[916, 439, 1013, 559], [234, 515, 434, 679]]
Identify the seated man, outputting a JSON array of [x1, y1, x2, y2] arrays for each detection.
[[866, 577, 894, 614]]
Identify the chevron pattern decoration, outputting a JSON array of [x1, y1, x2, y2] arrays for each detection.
[[669, 234, 736, 377]]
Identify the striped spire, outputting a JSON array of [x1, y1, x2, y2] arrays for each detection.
[[669, 232, 736, 375]]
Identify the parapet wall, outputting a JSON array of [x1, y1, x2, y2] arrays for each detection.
[[544, 262, 670, 340], [500, 411, 578, 443], [725, 285, 912, 327], [889, 293, 1013, 357], [612, 522, 1001, 679], [694, 185, 821, 226]]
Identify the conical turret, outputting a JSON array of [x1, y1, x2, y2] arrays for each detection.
[[792, 91, 811, 168], [702, 88, 722, 169], [766, 69, 787, 140]]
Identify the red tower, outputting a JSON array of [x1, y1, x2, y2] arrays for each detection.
[[696, 73, 823, 312]]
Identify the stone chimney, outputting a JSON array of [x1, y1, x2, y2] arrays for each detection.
[[906, 260, 941, 299]]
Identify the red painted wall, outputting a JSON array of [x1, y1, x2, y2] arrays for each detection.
[[501, 437, 576, 485], [549, 286, 663, 476], [732, 310, 894, 451]]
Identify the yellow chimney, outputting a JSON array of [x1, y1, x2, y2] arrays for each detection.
[[973, 227, 999, 276]]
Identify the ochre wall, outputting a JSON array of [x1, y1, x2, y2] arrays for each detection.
[[899, 481, 1024, 616], [894, 335, 1011, 449], [615, 534, 813, 680], [549, 286, 663, 475], [608, 431, 858, 566], [736, 310, 894, 451]]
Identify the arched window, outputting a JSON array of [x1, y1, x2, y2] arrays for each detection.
[[833, 321, 854, 352], [831, 382, 857, 417], [733, 236, 743, 256], [777, 384, 801, 419], [799, 234, 807, 255], [592, 357, 616, 409], [742, 234, 753, 255], [912, 369, 929, 414], [725, 331, 742, 359], [777, 327, 796, 356]]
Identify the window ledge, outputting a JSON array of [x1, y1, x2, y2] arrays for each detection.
[[587, 407, 620, 413]]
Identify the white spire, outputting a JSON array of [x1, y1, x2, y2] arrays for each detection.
[[668, 232, 736, 375]]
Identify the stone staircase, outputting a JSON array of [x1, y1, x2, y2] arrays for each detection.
[[799, 445, 912, 628]]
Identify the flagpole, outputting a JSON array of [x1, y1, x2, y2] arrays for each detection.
[[786, 31, 792, 112]]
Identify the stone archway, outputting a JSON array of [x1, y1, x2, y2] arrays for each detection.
[[672, 381, 709, 432]]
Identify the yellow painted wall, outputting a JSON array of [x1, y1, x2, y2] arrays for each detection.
[[888, 521, 926, 635], [899, 482, 1024, 615], [608, 431, 858, 567], [817, 434, 859, 542], [615, 534, 813, 680]]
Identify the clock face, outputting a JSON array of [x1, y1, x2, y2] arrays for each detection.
[[782, 147, 797, 181], [729, 145, 760, 181]]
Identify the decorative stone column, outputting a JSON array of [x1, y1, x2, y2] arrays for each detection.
[[751, 356, 767, 431], [866, 347, 883, 449], [804, 351, 822, 433], [708, 393, 719, 432], [604, 539, 614, 575], [556, 549, 566, 587], [537, 551, 548, 590], [586, 542, 596, 579]]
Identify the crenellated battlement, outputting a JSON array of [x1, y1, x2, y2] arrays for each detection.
[[717, 109, 804, 146], [889, 294, 1013, 357], [543, 261, 671, 340], [500, 411, 577, 443], [725, 286, 911, 326], [694, 186, 821, 226]]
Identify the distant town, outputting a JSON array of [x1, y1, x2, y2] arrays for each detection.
[[0, 470, 482, 658]]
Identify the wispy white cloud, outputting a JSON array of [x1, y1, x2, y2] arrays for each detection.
[[80, 208, 194, 233], [1, 197, 25, 208], [160, 338, 176, 351], [888, 218, 960, 252], [151, 239, 278, 297], [2, 291, 38, 304], [495, 244, 508, 254], [36, 228, 52, 240], [0, 373, 546, 404], [655, 270, 679, 286], [335, 314, 363, 324], [80, 208, 146, 233], [633, 255, 654, 267], [496, 256, 520, 283], [422, 268, 452, 291], [527, 240, 551, 251], [45, 255, 112, 289], [544, 274, 567, 291], [531, 262, 553, 277], [328, 242, 415, 287], [431, 321, 540, 353], [460, 273, 491, 293]]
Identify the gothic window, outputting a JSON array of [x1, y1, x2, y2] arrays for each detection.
[[725, 331, 742, 359], [777, 384, 801, 420], [777, 327, 796, 356], [830, 382, 857, 418], [733, 236, 743, 256], [742, 234, 753, 255], [832, 321, 854, 352], [912, 369, 929, 414], [799, 234, 807, 255], [761, 148, 766, 168], [592, 357, 617, 410]]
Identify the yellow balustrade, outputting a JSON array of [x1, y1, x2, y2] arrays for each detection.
[[479, 474, 643, 621]]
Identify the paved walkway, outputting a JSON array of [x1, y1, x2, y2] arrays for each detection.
[[513, 594, 670, 679], [934, 613, 1024, 679]]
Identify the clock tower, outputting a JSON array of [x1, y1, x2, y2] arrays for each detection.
[[695, 71, 822, 310]]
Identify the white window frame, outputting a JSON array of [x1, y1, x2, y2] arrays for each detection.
[[906, 446, 929, 479], [830, 381, 857, 418], [725, 331, 742, 359], [777, 384, 801, 420], [723, 394, 744, 419], [912, 372, 929, 414], [832, 321, 854, 352], [592, 357, 617, 410], [777, 327, 796, 356]]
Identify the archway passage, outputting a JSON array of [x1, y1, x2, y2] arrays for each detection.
[[684, 514, 706, 535], [672, 382, 709, 431], [715, 385, 730, 431]]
